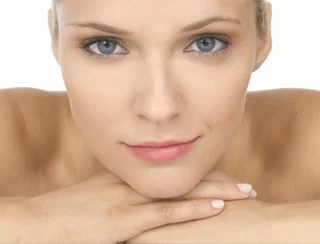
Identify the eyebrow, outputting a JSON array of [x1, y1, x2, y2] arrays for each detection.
[[68, 16, 241, 36]]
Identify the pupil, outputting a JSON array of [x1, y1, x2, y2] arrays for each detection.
[[98, 41, 117, 54], [196, 38, 216, 52]]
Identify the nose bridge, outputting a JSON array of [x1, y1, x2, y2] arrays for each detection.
[[145, 53, 172, 94], [133, 53, 182, 123]]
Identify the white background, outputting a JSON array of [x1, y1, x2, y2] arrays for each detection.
[[0, 0, 319, 91]]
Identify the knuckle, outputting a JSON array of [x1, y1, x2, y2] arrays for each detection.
[[156, 203, 174, 222], [105, 206, 126, 241], [190, 202, 201, 215], [216, 182, 229, 192], [106, 206, 123, 223]]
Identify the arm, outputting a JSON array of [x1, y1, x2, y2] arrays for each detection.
[[129, 199, 320, 243], [0, 89, 59, 242], [0, 197, 40, 243], [267, 199, 320, 243], [129, 90, 320, 243], [217, 200, 320, 243]]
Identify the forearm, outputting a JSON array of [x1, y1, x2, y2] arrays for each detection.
[[265, 199, 320, 243], [202, 200, 320, 243], [129, 200, 271, 243], [0, 197, 43, 243], [210, 200, 320, 243], [129, 199, 320, 244]]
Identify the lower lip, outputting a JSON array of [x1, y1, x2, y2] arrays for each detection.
[[125, 139, 198, 163]]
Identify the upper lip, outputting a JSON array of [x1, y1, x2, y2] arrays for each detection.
[[125, 136, 200, 148]]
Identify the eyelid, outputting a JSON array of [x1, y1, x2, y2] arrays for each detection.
[[80, 32, 230, 49], [79, 33, 231, 61], [186, 33, 231, 45], [80, 36, 127, 50]]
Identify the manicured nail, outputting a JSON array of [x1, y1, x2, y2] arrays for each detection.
[[211, 200, 225, 209], [250, 189, 258, 198], [236, 183, 253, 193]]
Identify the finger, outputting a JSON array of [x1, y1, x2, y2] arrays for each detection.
[[127, 199, 225, 238], [180, 181, 256, 200], [170, 181, 254, 201], [202, 170, 240, 183]]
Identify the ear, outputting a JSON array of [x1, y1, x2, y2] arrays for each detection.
[[48, 8, 60, 65], [253, 2, 272, 72]]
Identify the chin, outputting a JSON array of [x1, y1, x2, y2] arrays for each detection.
[[136, 186, 192, 199], [131, 174, 199, 199]]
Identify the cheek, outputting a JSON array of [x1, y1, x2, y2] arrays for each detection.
[[59, 49, 138, 133], [65, 88, 128, 143], [179, 63, 251, 128], [173, 37, 255, 126], [208, 76, 248, 125]]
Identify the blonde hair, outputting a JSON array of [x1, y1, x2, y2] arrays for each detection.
[[51, 0, 59, 36], [51, 0, 267, 37]]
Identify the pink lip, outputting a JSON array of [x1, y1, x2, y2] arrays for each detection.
[[123, 137, 200, 162]]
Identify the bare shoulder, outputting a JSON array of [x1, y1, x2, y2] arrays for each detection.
[[247, 88, 320, 201], [245, 88, 320, 154], [246, 88, 320, 117], [276, 89, 320, 186], [246, 88, 320, 145], [0, 87, 69, 157], [0, 87, 70, 196]]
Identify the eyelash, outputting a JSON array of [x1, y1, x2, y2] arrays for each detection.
[[79, 34, 231, 61]]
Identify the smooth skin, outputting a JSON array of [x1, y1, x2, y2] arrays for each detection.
[[51, 0, 271, 199], [1, 0, 320, 243]]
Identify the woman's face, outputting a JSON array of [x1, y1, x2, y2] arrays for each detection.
[[51, 0, 271, 198]]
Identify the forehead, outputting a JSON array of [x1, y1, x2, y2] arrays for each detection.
[[58, 0, 254, 31]]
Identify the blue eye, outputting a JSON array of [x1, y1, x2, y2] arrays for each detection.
[[187, 36, 229, 55], [84, 39, 127, 57], [80, 35, 229, 60], [96, 40, 117, 54]]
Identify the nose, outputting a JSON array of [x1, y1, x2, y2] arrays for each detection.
[[133, 61, 183, 125]]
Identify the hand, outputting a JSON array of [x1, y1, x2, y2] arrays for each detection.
[[183, 170, 257, 200], [20, 170, 255, 243], [128, 200, 271, 244], [173, 169, 257, 201]]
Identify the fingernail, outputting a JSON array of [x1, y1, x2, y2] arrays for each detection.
[[236, 183, 253, 193], [211, 200, 225, 209], [250, 189, 258, 198]]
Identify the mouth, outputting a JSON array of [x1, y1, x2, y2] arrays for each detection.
[[123, 136, 201, 163]]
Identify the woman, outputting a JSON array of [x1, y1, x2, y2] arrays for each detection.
[[1, 0, 320, 243]]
